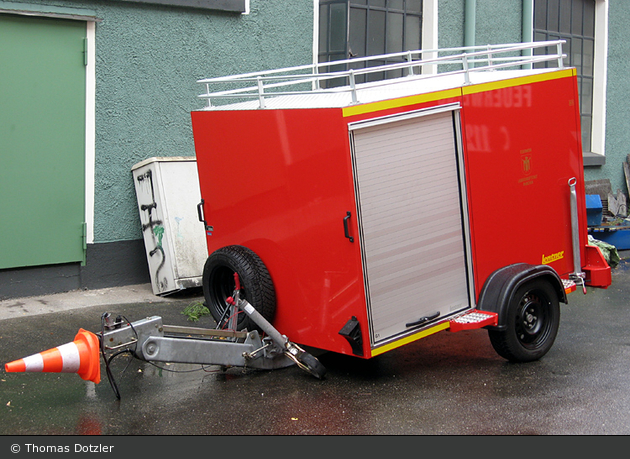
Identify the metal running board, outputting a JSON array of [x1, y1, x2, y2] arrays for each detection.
[[449, 279, 576, 333], [449, 309, 498, 332]]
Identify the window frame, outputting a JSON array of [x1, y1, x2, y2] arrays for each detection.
[[317, 0, 426, 83], [113, 0, 247, 13], [532, 0, 607, 165]]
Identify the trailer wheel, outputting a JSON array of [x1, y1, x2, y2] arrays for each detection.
[[488, 279, 560, 362], [297, 352, 327, 380], [202, 245, 276, 332]]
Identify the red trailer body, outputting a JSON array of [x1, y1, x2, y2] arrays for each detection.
[[191, 42, 611, 363]]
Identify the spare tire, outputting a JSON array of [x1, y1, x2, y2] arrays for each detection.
[[202, 245, 276, 331]]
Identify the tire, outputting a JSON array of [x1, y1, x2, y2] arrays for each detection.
[[488, 279, 560, 363], [202, 245, 276, 332], [297, 352, 327, 380]]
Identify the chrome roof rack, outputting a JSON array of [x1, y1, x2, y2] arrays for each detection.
[[197, 40, 566, 110]]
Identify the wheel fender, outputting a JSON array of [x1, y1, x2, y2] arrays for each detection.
[[477, 263, 567, 331]]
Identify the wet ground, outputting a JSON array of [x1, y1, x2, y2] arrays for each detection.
[[2, 262, 630, 437]]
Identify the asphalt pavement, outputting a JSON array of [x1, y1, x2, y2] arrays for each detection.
[[2, 260, 630, 438]]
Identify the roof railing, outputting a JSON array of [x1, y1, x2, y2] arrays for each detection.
[[197, 40, 566, 109]]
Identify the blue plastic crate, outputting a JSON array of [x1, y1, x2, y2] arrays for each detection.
[[585, 194, 603, 227], [589, 227, 630, 250]]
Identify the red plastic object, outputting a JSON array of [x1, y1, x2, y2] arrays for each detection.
[[449, 310, 499, 333], [583, 244, 612, 288]]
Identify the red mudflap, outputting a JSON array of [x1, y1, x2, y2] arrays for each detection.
[[583, 244, 612, 289]]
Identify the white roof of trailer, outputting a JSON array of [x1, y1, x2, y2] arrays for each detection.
[[197, 41, 568, 111]]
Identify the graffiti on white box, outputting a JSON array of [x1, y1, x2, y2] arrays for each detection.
[[136, 170, 168, 292]]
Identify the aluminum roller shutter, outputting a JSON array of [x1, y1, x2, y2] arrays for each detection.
[[350, 109, 472, 345]]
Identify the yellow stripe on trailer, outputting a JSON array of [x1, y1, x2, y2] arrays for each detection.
[[461, 68, 576, 96], [342, 69, 575, 119], [370, 321, 451, 358], [342, 88, 461, 118]]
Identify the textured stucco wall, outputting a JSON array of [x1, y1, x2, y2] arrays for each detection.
[[438, 0, 522, 49], [11, 0, 627, 245], [4, 0, 314, 244], [450, 0, 630, 197], [92, 0, 313, 243], [438, 0, 465, 49], [584, 1, 630, 196], [475, 0, 522, 46]]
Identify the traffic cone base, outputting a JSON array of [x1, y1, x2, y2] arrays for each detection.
[[74, 328, 101, 384], [4, 328, 101, 384]]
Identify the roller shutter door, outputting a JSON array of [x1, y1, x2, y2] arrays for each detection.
[[350, 109, 472, 345]]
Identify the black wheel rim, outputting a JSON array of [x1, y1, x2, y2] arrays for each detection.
[[209, 266, 245, 326], [515, 290, 551, 349]]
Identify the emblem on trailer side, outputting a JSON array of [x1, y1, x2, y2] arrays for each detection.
[[520, 148, 532, 174]]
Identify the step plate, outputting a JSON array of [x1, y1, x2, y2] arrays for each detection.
[[449, 310, 498, 332], [562, 278, 577, 294]]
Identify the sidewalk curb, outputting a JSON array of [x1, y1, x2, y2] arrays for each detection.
[[0, 284, 203, 321]]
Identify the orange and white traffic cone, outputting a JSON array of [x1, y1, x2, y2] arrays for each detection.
[[4, 329, 101, 384]]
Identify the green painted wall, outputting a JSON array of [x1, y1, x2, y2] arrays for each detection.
[[585, 1, 630, 196], [92, 0, 313, 243], [475, 0, 522, 46], [438, 0, 465, 49], [3, 0, 314, 245], [438, 0, 522, 49]]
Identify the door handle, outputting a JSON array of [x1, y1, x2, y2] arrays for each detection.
[[343, 211, 354, 243], [197, 199, 213, 234], [406, 311, 440, 328], [197, 199, 206, 224]]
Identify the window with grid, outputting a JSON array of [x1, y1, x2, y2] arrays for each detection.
[[318, 0, 423, 85], [533, 0, 596, 153]]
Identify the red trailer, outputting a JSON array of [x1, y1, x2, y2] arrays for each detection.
[[3, 42, 615, 392], [192, 41, 611, 365]]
